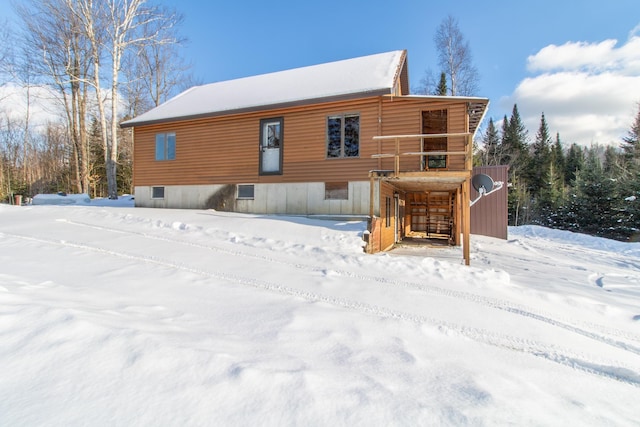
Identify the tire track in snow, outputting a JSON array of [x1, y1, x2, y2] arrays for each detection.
[[57, 219, 640, 356], [3, 230, 640, 389]]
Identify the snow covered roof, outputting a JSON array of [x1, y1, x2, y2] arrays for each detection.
[[121, 50, 408, 127]]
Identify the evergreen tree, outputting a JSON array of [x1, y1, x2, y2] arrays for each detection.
[[535, 161, 566, 227], [619, 103, 640, 240], [503, 104, 529, 174], [527, 112, 552, 198], [501, 105, 530, 225], [548, 133, 567, 218], [564, 143, 584, 184], [508, 176, 531, 226], [551, 133, 565, 185], [87, 118, 106, 197], [436, 72, 447, 96], [572, 148, 621, 239], [499, 115, 510, 165], [621, 103, 640, 165], [480, 117, 500, 166], [603, 145, 624, 178], [534, 130, 567, 225]]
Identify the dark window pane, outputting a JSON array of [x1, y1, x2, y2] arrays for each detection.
[[327, 117, 342, 158], [266, 123, 280, 148], [152, 186, 165, 198], [428, 155, 447, 168], [237, 184, 255, 199], [344, 115, 359, 157]]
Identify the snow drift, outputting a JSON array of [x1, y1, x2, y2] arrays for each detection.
[[0, 202, 639, 426]]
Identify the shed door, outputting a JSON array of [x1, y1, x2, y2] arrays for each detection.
[[260, 118, 283, 175]]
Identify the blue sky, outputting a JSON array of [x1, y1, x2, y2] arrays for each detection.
[[160, 0, 640, 146], [2, 0, 640, 146]]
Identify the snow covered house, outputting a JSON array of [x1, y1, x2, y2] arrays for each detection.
[[121, 50, 489, 263]]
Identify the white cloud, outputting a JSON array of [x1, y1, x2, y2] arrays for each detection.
[[500, 27, 640, 147], [0, 83, 65, 130], [527, 39, 620, 73], [0, 82, 122, 132]]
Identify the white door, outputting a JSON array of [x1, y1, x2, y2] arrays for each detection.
[[261, 119, 282, 174]]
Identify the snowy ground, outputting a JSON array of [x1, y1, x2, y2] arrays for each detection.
[[1, 199, 639, 426]]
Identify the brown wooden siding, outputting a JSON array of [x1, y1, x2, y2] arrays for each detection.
[[133, 98, 382, 187], [377, 98, 469, 172], [133, 95, 474, 187]]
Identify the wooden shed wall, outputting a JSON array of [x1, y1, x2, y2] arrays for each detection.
[[470, 165, 509, 239], [133, 98, 383, 187]]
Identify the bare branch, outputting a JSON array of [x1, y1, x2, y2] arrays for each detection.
[[434, 15, 479, 96]]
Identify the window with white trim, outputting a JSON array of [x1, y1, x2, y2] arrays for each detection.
[[152, 186, 165, 199]]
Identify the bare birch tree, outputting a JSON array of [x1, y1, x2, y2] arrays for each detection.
[[5, 1, 187, 199], [124, 6, 187, 114], [434, 15, 479, 96], [17, 0, 92, 194], [70, 0, 182, 199], [2, 17, 37, 197], [0, 21, 11, 86]]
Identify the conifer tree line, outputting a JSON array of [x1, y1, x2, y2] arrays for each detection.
[[476, 103, 640, 242], [419, 15, 639, 242], [0, 0, 190, 202]]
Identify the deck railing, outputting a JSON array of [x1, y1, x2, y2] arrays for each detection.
[[371, 133, 473, 177]]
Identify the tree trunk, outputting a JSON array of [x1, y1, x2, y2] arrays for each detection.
[[79, 82, 89, 193], [107, 44, 120, 200]]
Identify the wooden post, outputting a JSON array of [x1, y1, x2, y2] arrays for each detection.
[[454, 187, 461, 246], [369, 176, 375, 219], [463, 123, 473, 266], [463, 178, 471, 266]]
